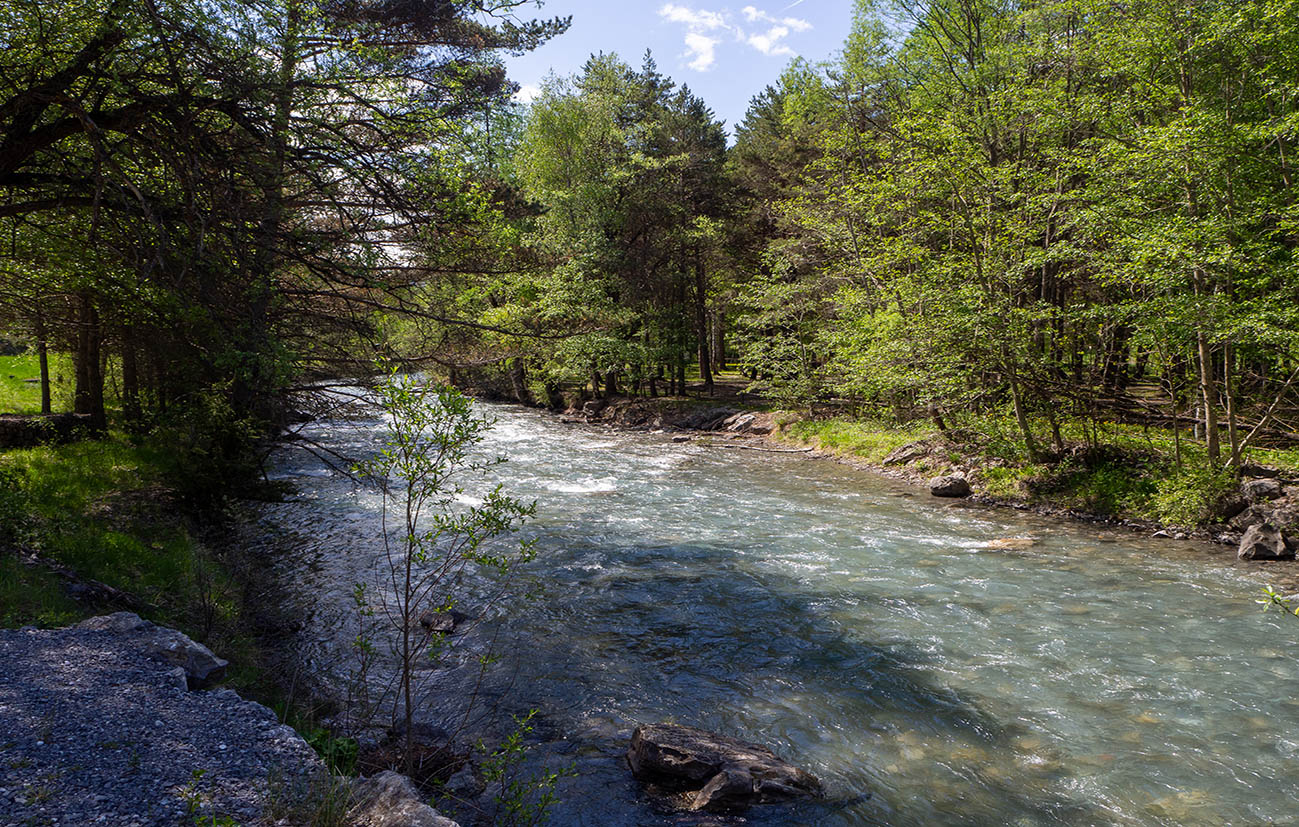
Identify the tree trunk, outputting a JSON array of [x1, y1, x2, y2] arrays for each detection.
[[694, 256, 713, 394], [929, 402, 949, 436], [543, 381, 564, 410], [1196, 329, 1220, 464], [1224, 344, 1240, 470], [1009, 368, 1039, 458], [508, 358, 533, 406], [73, 293, 106, 429], [121, 326, 141, 425], [34, 313, 51, 415], [713, 310, 725, 373]]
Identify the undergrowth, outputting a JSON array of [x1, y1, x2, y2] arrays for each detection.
[[776, 411, 1299, 528]]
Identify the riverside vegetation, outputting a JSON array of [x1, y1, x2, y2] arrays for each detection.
[[2, 0, 1299, 820]]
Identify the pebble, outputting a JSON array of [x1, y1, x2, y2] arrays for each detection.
[[0, 623, 325, 826]]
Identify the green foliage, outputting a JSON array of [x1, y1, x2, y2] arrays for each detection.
[[785, 417, 926, 463], [182, 769, 239, 827], [1259, 587, 1299, 620], [0, 435, 244, 638], [0, 353, 66, 414], [357, 369, 535, 769], [1150, 465, 1240, 528], [474, 710, 574, 827], [0, 556, 77, 629], [0, 464, 32, 548], [299, 726, 359, 777], [155, 384, 265, 508], [264, 770, 355, 827]]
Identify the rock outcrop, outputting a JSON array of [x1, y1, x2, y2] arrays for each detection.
[[1237, 524, 1296, 561], [883, 441, 932, 467], [350, 771, 461, 827], [77, 611, 228, 688], [626, 723, 822, 812], [1242, 478, 1285, 502], [929, 474, 972, 498]]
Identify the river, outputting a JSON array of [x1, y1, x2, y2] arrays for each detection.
[[261, 401, 1299, 826]]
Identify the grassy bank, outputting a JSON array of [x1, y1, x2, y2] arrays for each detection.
[[0, 435, 267, 672], [777, 414, 1299, 529], [0, 358, 277, 691], [0, 353, 72, 414]]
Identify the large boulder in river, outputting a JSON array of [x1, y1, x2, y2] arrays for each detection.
[[1237, 524, 1295, 561], [77, 612, 227, 688], [626, 723, 822, 812], [929, 474, 971, 498]]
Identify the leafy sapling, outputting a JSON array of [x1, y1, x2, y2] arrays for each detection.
[[356, 369, 535, 776]]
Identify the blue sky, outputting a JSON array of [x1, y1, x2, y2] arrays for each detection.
[[503, 0, 855, 134]]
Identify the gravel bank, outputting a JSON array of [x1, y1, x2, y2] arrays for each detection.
[[0, 621, 323, 826]]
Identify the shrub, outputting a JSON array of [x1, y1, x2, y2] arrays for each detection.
[[1150, 464, 1238, 527]]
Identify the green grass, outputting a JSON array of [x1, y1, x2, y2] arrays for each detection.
[[0, 352, 72, 414], [0, 555, 79, 628], [774, 410, 1299, 528], [0, 436, 245, 641], [782, 417, 931, 463]]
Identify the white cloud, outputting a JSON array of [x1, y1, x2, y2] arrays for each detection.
[[660, 3, 728, 30], [514, 83, 541, 104], [741, 5, 812, 31], [684, 32, 720, 71], [658, 4, 812, 71], [747, 26, 795, 56]]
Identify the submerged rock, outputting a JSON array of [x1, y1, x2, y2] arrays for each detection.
[[418, 609, 469, 635], [929, 475, 971, 498], [626, 722, 822, 812], [1237, 524, 1295, 561], [983, 537, 1037, 551]]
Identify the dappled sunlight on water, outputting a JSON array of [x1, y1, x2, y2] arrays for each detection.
[[264, 402, 1299, 825]]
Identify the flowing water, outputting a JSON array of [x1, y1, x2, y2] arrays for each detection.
[[262, 402, 1299, 826]]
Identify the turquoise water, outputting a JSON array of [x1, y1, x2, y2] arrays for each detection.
[[264, 403, 1299, 825]]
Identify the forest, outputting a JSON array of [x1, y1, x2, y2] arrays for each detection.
[[4, 0, 1298, 499], [4, 0, 1299, 823]]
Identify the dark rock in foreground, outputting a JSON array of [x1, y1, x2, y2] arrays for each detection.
[[1237, 524, 1296, 561], [626, 722, 822, 812], [929, 474, 972, 498]]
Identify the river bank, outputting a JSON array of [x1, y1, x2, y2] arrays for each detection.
[[561, 394, 1299, 592], [261, 399, 1299, 824], [7, 389, 1299, 825]]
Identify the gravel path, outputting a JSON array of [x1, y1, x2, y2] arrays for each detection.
[[0, 622, 323, 826]]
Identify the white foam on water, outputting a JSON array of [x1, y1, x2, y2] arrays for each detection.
[[546, 477, 618, 494]]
